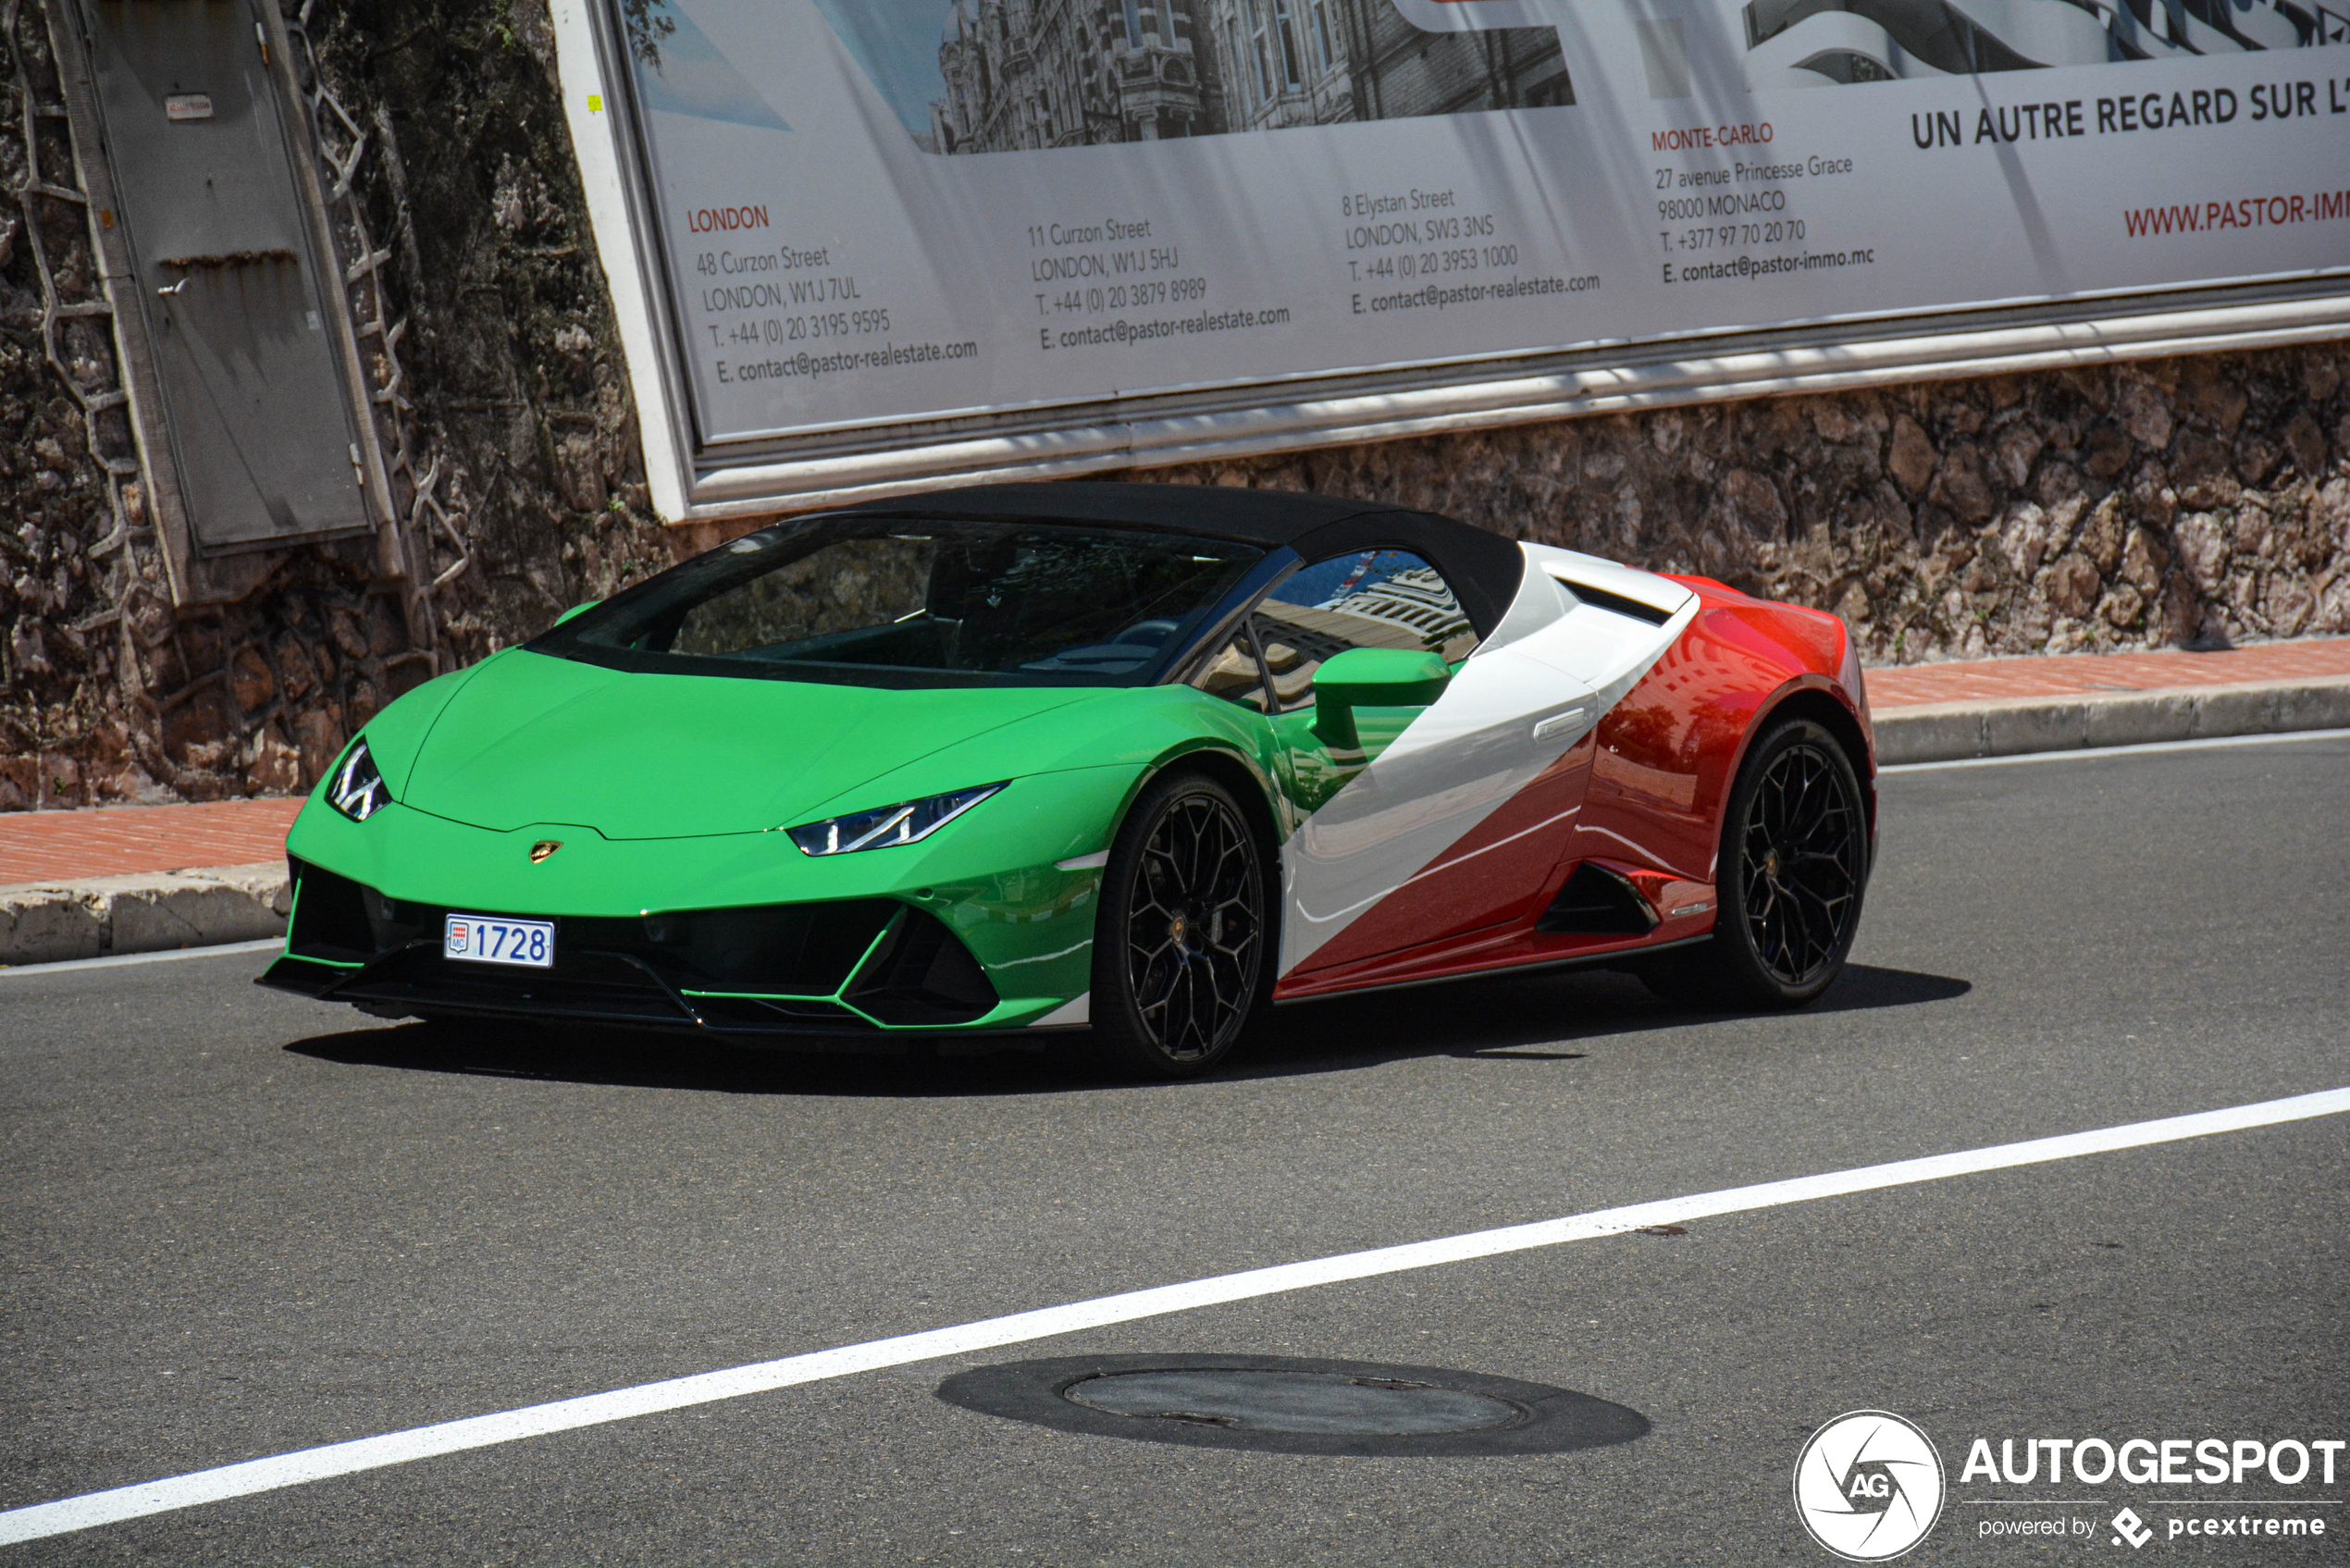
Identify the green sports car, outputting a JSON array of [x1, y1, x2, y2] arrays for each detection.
[[264, 483, 1875, 1076]]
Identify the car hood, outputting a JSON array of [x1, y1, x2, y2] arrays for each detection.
[[398, 649, 1096, 839]]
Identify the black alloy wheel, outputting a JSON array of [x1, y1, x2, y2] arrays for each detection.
[[1654, 717, 1869, 1009], [1091, 770, 1269, 1077]]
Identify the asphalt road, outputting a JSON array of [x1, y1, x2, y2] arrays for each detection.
[[5, 735, 2346, 1565]]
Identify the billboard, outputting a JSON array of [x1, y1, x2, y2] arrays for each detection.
[[552, 0, 2350, 516]]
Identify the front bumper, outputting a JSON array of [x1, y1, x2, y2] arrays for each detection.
[[262, 767, 1140, 1039], [261, 859, 1037, 1038]]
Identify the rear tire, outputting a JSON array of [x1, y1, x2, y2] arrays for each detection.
[[1089, 770, 1270, 1078], [1655, 717, 1869, 1010]]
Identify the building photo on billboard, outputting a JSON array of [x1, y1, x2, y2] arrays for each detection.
[[1737, 0, 2344, 87], [0, 0, 2344, 1561]]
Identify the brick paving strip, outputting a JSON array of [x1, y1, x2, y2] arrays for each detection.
[[4, 636, 2347, 967], [1865, 636, 2350, 707], [0, 798, 303, 885]]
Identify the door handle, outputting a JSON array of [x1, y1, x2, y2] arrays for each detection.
[[1532, 704, 1593, 743]]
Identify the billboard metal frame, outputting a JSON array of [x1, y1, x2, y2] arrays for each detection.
[[550, 0, 2350, 525]]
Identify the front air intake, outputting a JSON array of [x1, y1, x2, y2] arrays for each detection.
[[845, 907, 999, 1026]]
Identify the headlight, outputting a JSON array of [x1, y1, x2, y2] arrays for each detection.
[[786, 783, 1007, 857], [327, 738, 390, 821]]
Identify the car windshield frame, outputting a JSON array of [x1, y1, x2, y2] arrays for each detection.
[[527, 513, 1270, 691]]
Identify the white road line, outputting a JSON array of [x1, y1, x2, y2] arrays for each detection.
[[0, 938, 283, 978], [1882, 727, 2350, 772], [4, 1085, 2344, 1547]]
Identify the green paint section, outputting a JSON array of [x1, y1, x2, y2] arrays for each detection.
[[681, 907, 904, 1027], [275, 878, 363, 969], [398, 648, 1102, 838], [350, 659, 492, 799], [1309, 648, 1451, 750], [1268, 702, 1439, 815], [288, 756, 1153, 1023], [289, 661, 1334, 1029]]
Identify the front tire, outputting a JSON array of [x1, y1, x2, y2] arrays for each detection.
[[1090, 770, 1270, 1078], [1662, 717, 1869, 1010]]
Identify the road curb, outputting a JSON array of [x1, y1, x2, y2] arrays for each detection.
[[0, 862, 288, 968], [1873, 674, 2350, 765]]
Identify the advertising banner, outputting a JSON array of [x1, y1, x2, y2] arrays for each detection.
[[585, 0, 2348, 505]]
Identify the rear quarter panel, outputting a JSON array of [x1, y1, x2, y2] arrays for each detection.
[[1571, 579, 1861, 884]]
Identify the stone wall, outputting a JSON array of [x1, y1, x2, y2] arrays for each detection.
[[1134, 344, 2350, 666], [0, 0, 682, 812], [2, 0, 2344, 813]]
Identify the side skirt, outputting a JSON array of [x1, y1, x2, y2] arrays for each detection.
[[1269, 932, 1713, 1006]]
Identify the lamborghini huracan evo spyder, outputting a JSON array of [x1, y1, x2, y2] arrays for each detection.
[[262, 483, 1876, 1077]]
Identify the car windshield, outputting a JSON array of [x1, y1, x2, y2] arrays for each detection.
[[532, 517, 1265, 688]]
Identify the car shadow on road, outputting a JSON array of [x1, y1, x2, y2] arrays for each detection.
[[281, 963, 1969, 1098], [1235, 963, 1973, 1080]]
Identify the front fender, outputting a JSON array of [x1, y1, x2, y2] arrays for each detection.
[[332, 656, 501, 804]]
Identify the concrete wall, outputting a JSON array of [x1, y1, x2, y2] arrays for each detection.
[[2, 0, 2344, 812]]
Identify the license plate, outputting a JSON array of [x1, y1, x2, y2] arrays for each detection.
[[443, 914, 554, 969]]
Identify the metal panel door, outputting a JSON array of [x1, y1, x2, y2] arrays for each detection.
[[85, 0, 369, 550]]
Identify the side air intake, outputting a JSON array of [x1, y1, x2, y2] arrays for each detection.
[[1538, 862, 1660, 935], [1557, 579, 1674, 626]]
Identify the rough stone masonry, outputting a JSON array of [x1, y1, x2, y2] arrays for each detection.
[[1, 0, 2344, 814]]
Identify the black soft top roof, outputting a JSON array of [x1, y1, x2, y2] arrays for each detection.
[[833, 481, 1526, 636]]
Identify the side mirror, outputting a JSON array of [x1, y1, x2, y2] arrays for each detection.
[[1312, 647, 1450, 749], [553, 600, 600, 627]]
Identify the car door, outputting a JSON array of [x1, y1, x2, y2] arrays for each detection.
[[1239, 549, 1603, 980]]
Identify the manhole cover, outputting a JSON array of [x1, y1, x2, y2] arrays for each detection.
[[1066, 1368, 1523, 1435], [936, 1353, 1649, 1457]]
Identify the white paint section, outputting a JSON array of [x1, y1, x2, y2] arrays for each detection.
[[1531, 707, 1595, 744], [1026, 991, 1090, 1026], [549, 0, 689, 522], [1279, 546, 1694, 975], [1521, 542, 1696, 621], [1505, 598, 1698, 723], [1473, 555, 1574, 656], [5, 1086, 2344, 1548], [1278, 648, 1589, 971]]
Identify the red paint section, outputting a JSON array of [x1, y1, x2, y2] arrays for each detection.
[[1285, 731, 1599, 979], [1572, 591, 1849, 883], [1272, 883, 1722, 1001], [1271, 581, 1865, 1003], [1600, 860, 1715, 923]]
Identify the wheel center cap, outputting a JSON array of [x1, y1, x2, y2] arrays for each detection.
[[1168, 913, 1189, 946]]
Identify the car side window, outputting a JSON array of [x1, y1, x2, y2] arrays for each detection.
[[1190, 623, 1273, 714], [1252, 549, 1477, 712]]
